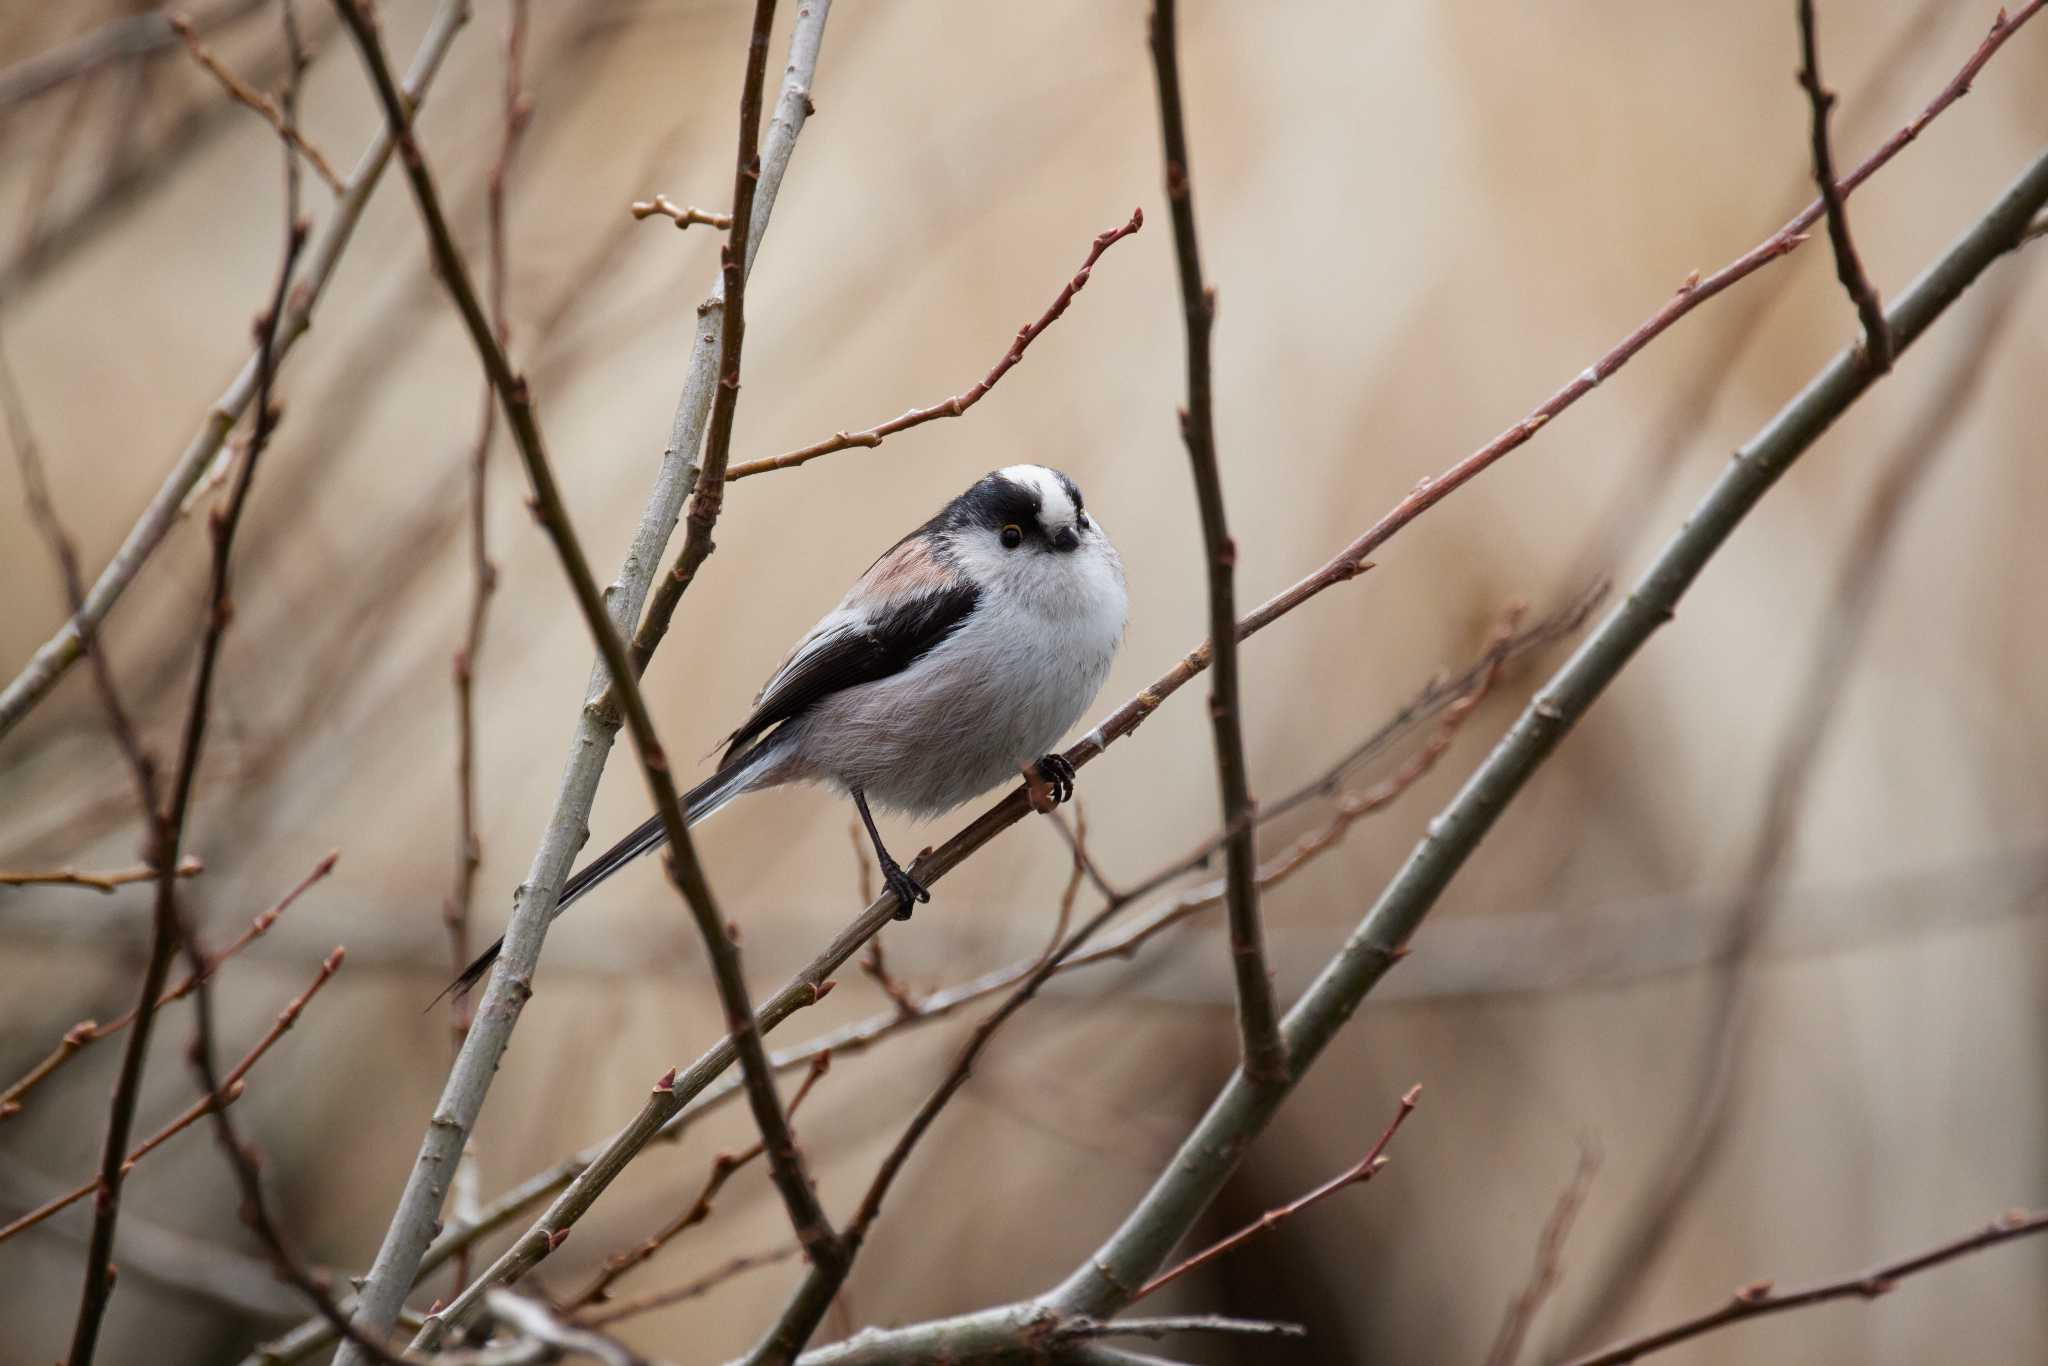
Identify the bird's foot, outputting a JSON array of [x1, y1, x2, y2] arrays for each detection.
[[1033, 753, 1076, 807], [881, 856, 930, 920]]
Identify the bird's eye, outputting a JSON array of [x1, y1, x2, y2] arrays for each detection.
[[1000, 524, 1023, 549], [1077, 513, 1090, 531]]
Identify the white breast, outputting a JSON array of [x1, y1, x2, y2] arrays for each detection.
[[790, 529, 1127, 816]]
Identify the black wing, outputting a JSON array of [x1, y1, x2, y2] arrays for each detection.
[[720, 581, 980, 765]]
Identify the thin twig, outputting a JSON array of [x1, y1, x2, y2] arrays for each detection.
[[632, 0, 782, 651], [1563, 1210, 2048, 1366], [564, 1053, 832, 1313], [0, 856, 203, 892], [1132, 1084, 1421, 1302], [1147, 0, 1284, 1085], [168, 12, 344, 191], [577, 1247, 800, 1330], [747, 827, 1130, 1362], [1483, 1141, 1600, 1366], [1797, 0, 1892, 370], [0, 849, 334, 1122], [721, 209, 1143, 483], [630, 194, 731, 231], [446, 0, 531, 1048], [0, 0, 271, 110], [0, 947, 345, 1247]]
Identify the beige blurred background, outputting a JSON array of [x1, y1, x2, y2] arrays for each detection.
[[2, 1, 2045, 1362]]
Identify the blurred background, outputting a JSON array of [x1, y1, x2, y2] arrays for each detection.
[[2, 1, 2045, 1362]]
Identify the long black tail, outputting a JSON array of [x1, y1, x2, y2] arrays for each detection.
[[430, 747, 767, 1006]]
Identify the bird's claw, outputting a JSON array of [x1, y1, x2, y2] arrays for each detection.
[[881, 857, 930, 920], [1035, 753, 1076, 806]]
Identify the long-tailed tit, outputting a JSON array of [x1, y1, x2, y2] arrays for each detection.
[[448, 464, 1127, 999]]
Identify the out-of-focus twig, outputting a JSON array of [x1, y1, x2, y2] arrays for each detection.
[[1483, 1141, 1601, 1366], [575, 1247, 799, 1330], [0, 856, 202, 892], [0, 947, 345, 1247], [0, 0, 270, 110], [0, 849, 334, 1122], [0, 0, 471, 744], [1563, 1209, 2048, 1366], [168, 12, 344, 191]]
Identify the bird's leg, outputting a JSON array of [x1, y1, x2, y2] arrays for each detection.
[[1033, 753, 1076, 807], [853, 785, 928, 920]]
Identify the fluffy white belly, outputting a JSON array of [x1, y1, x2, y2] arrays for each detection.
[[787, 583, 1123, 816]]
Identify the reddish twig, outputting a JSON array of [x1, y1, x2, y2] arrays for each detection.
[[1797, 0, 1892, 370], [724, 208, 1143, 482], [750, 825, 1118, 1360], [563, 1052, 831, 1312], [1564, 1209, 2048, 1366], [1148, 0, 1285, 1087], [576, 1246, 799, 1330], [168, 11, 344, 192], [0, 850, 335, 1122], [630, 194, 732, 231], [1132, 1084, 1422, 1302], [0, 947, 345, 1247], [446, 0, 532, 1047], [0, 856, 202, 892], [1483, 1141, 1602, 1366]]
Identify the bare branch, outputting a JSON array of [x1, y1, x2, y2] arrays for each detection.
[[0, 856, 202, 893], [1132, 1085, 1420, 1303], [1797, 0, 1893, 369], [1564, 1210, 2048, 1366], [1145, 0, 1283, 1084], [0, 0, 270, 110], [0, 947, 345, 1247], [169, 12, 344, 192], [630, 195, 732, 231], [1483, 1142, 1601, 1366], [0, 849, 334, 1122], [576, 1248, 800, 1330], [722, 209, 1143, 483]]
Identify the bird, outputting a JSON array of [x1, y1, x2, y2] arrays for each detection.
[[444, 464, 1127, 1001]]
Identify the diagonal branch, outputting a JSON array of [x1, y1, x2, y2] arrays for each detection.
[[1147, 0, 1285, 1085], [1798, 0, 1893, 369], [721, 209, 1143, 484], [1131, 1084, 1420, 1302], [1563, 1209, 2048, 1366]]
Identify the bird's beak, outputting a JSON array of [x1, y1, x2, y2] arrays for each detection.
[[1051, 526, 1080, 552]]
